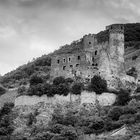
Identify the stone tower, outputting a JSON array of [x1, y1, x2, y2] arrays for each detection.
[[107, 24, 125, 76]]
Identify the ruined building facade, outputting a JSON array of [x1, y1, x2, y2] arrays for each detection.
[[51, 24, 126, 84]]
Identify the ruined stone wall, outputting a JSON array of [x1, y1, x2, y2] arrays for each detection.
[[51, 51, 87, 78], [15, 91, 116, 107], [124, 47, 140, 79]]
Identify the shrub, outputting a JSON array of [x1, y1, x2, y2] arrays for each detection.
[[60, 126, 78, 140], [57, 84, 69, 96], [89, 75, 107, 94], [0, 85, 6, 95], [17, 86, 26, 96], [29, 74, 43, 86], [43, 83, 51, 96], [65, 78, 74, 85], [89, 117, 105, 134], [27, 84, 43, 96], [53, 77, 65, 86], [71, 83, 83, 95], [119, 114, 136, 124], [50, 124, 64, 134], [108, 106, 123, 121], [115, 89, 130, 106]]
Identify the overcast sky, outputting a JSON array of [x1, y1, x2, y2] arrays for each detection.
[[0, 0, 140, 75]]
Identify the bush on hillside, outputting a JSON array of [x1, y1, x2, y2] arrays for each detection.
[[29, 74, 43, 86], [71, 83, 83, 95], [0, 102, 14, 136], [60, 126, 78, 140], [53, 77, 65, 86], [108, 106, 123, 121], [0, 85, 6, 95], [57, 84, 69, 96], [65, 78, 74, 85], [17, 86, 26, 96], [115, 89, 130, 106], [89, 75, 107, 94], [27, 84, 44, 96]]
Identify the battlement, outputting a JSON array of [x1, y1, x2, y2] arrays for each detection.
[[106, 24, 124, 34]]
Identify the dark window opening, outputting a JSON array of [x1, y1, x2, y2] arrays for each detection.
[[95, 50, 97, 55], [95, 63, 98, 66], [57, 60, 60, 64], [63, 66, 66, 70], [69, 58, 71, 62], [92, 63, 94, 66], [76, 64, 79, 67], [78, 56, 81, 60], [132, 55, 138, 60], [92, 57, 94, 62], [89, 42, 91, 45], [70, 65, 73, 68], [63, 59, 66, 62]]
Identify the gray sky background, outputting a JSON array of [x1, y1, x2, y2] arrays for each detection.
[[0, 0, 140, 75]]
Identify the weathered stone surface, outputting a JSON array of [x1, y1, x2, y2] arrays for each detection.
[[15, 91, 116, 107]]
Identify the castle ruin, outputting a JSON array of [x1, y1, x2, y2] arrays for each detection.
[[51, 24, 136, 89]]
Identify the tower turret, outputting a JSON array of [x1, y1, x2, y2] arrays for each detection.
[[107, 24, 125, 75]]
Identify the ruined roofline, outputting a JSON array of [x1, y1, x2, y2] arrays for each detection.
[[106, 23, 124, 33], [52, 23, 124, 56]]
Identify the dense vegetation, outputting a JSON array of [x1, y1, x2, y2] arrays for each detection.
[[11, 98, 140, 140], [0, 102, 14, 137], [0, 54, 51, 88], [88, 75, 107, 94], [18, 75, 109, 97]]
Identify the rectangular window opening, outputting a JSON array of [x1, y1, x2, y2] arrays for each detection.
[[63, 66, 66, 70]]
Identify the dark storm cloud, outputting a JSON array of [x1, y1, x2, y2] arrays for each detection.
[[0, 0, 140, 75]]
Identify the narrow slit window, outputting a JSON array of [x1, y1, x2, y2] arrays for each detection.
[[69, 57, 71, 62], [95, 50, 97, 55], [78, 56, 81, 60], [57, 60, 60, 64], [63, 59, 66, 62]]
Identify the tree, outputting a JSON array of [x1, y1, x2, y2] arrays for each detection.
[[115, 89, 130, 106], [53, 77, 65, 86], [57, 84, 69, 96], [0, 85, 6, 95], [61, 126, 78, 140], [108, 106, 123, 121], [71, 83, 83, 95], [29, 73, 43, 86], [89, 75, 107, 94]]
